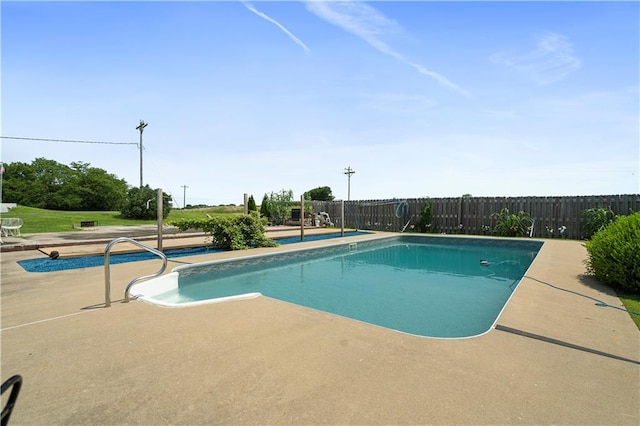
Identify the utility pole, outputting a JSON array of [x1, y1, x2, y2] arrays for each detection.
[[344, 166, 355, 201], [136, 120, 148, 187], [181, 185, 189, 208]]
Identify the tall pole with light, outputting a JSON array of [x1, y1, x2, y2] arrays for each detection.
[[136, 120, 148, 187], [344, 166, 355, 201]]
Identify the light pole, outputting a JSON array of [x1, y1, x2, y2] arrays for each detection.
[[344, 166, 355, 201], [181, 185, 189, 208], [136, 120, 148, 187]]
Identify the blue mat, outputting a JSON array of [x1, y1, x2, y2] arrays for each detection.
[[18, 231, 371, 272]]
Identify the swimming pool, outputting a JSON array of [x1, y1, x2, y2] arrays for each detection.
[[131, 235, 543, 338]]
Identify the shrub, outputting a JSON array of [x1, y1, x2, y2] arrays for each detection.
[[259, 194, 271, 221], [267, 189, 294, 225], [247, 195, 257, 212], [581, 207, 616, 239], [416, 201, 433, 233], [172, 212, 276, 250], [585, 212, 640, 294], [491, 208, 532, 237]]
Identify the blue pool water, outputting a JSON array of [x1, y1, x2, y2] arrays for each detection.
[[17, 231, 370, 273], [142, 236, 542, 338]]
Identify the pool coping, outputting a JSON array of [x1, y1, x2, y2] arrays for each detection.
[[1, 231, 638, 424]]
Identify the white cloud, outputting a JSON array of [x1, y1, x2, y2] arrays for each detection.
[[305, 0, 468, 95], [242, 1, 310, 53], [491, 32, 582, 85]]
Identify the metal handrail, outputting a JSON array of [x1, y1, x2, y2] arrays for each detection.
[[104, 237, 168, 307]]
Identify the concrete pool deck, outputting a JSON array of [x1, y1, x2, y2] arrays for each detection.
[[1, 229, 638, 425]]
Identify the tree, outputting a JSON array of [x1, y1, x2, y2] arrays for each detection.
[[120, 185, 172, 219], [72, 162, 128, 210], [306, 186, 334, 201], [247, 194, 257, 212], [1, 158, 128, 211], [260, 194, 271, 221], [2, 161, 48, 208]]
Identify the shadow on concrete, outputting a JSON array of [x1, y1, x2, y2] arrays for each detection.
[[495, 324, 640, 366]]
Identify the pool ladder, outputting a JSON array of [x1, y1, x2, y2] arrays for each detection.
[[104, 237, 168, 307]]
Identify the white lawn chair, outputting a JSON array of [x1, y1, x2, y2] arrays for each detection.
[[0, 218, 23, 237]]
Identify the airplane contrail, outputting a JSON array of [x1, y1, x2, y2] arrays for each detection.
[[242, 1, 310, 53], [306, 0, 467, 95]]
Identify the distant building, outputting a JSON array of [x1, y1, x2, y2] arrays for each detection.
[[1, 203, 17, 213]]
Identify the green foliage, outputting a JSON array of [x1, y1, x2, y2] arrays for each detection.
[[585, 212, 640, 294], [247, 195, 257, 212], [267, 189, 294, 225], [491, 208, 532, 237], [172, 212, 276, 250], [306, 186, 335, 201], [416, 200, 433, 233], [1, 158, 127, 211], [259, 194, 271, 220], [303, 192, 313, 215], [581, 207, 616, 239], [120, 186, 172, 220]]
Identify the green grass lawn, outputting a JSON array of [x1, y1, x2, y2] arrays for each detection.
[[617, 292, 640, 330], [1, 205, 243, 234]]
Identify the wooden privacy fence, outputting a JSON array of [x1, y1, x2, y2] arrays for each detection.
[[313, 194, 640, 240]]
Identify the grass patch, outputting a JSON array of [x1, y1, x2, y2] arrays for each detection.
[[617, 291, 640, 330], [1, 206, 243, 234]]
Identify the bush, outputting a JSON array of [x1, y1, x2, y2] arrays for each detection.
[[172, 212, 276, 250], [247, 195, 257, 212], [416, 201, 433, 233], [266, 189, 294, 225], [491, 208, 532, 237], [120, 185, 172, 219], [259, 194, 271, 221], [581, 207, 616, 239], [585, 212, 640, 294]]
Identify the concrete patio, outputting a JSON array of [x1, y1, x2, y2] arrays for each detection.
[[1, 229, 638, 425]]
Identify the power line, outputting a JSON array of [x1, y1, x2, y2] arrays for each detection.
[[0, 136, 137, 146]]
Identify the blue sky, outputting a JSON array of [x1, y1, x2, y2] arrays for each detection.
[[2, 1, 638, 206]]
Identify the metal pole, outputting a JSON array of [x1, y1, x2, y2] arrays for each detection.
[[181, 185, 189, 208], [344, 166, 355, 201], [244, 193, 249, 215], [157, 188, 163, 251], [341, 200, 345, 237], [300, 195, 305, 241], [136, 120, 148, 187]]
